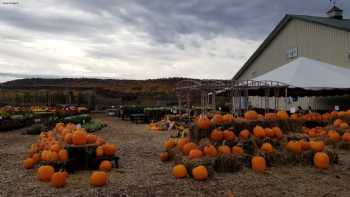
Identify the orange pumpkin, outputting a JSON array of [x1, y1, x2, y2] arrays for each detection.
[[160, 152, 170, 161], [310, 140, 325, 152], [50, 151, 59, 161], [261, 143, 273, 153], [218, 145, 231, 155], [276, 111, 289, 120], [87, 134, 97, 144], [265, 128, 274, 138], [51, 172, 67, 188], [328, 130, 341, 142], [58, 149, 69, 161], [223, 130, 236, 141], [251, 156, 266, 172], [211, 113, 224, 125], [300, 140, 310, 151], [189, 149, 203, 159], [176, 138, 189, 151], [172, 164, 188, 178], [99, 160, 112, 172], [222, 114, 235, 123], [64, 133, 73, 144], [182, 142, 197, 155], [253, 126, 266, 138], [32, 153, 40, 163], [272, 127, 283, 139], [41, 150, 51, 161], [90, 171, 107, 187], [286, 140, 302, 154], [244, 111, 258, 120], [239, 129, 250, 140], [342, 132, 350, 142], [23, 158, 35, 169], [37, 165, 55, 182], [313, 152, 330, 169], [102, 144, 117, 156], [196, 116, 211, 129], [210, 129, 223, 141], [203, 145, 217, 157], [333, 119, 343, 128], [265, 113, 276, 120], [72, 129, 87, 145], [232, 146, 244, 155], [50, 143, 61, 152], [164, 139, 176, 150], [192, 165, 208, 181], [340, 122, 349, 129], [96, 137, 106, 146]]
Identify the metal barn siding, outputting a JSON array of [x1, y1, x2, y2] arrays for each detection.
[[238, 19, 350, 80]]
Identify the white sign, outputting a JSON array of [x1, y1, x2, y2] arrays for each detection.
[[287, 47, 298, 59], [335, 105, 340, 111], [290, 107, 296, 113]]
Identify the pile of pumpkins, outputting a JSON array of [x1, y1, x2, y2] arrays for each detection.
[[22, 122, 118, 188], [161, 111, 348, 181]]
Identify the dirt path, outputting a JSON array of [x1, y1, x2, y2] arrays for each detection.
[[1, 114, 350, 197]]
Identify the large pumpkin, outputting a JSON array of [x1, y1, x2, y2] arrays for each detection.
[[192, 165, 208, 181], [286, 140, 302, 154], [260, 143, 273, 153], [176, 138, 189, 151], [189, 149, 203, 159], [182, 142, 197, 155], [90, 171, 107, 187], [310, 141, 325, 152], [276, 111, 289, 120], [328, 130, 341, 142]]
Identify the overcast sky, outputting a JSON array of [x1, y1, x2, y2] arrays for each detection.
[[0, 0, 349, 82]]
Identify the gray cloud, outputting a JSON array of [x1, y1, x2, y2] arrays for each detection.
[[0, 0, 349, 82]]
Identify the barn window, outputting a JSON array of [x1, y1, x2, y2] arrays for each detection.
[[287, 47, 298, 59]]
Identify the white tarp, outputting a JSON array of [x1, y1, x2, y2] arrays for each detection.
[[253, 57, 350, 90]]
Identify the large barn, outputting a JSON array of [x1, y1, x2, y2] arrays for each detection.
[[232, 6, 350, 111]]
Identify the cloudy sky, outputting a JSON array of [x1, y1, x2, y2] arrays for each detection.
[[0, 0, 349, 82]]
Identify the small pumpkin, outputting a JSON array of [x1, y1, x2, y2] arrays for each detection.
[[218, 145, 231, 155], [87, 134, 97, 144], [265, 128, 274, 138], [310, 140, 325, 152], [244, 111, 258, 120], [251, 156, 266, 173], [265, 113, 276, 120], [260, 143, 273, 153], [253, 126, 266, 138], [276, 111, 289, 120], [196, 116, 211, 129], [313, 152, 330, 169], [286, 140, 302, 154], [72, 129, 87, 145], [203, 145, 217, 157], [32, 153, 40, 163], [239, 129, 250, 140], [37, 165, 55, 182], [223, 130, 236, 141], [192, 165, 208, 181], [176, 138, 189, 151], [232, 146, 244, 155], [272, 127, 283, 139], [182, 142, 197, 155], [50, 143, 61, 152], [210, 129, 223, 141], [99, 160, 112, 172], [172, 164, 188, 178], [64, 133, 73, 144], [51, 172, 67, 188], [164, 139, 176, 150], [102, 144, 117, 156], [23, 158, 35, 169], [189, 149, 203, 159], [211, 113, 224, 125], [328, 130, 341, 142], [90, 171, 108, 187], [342, 132, 350, 142], [222, 114, 235, 123], [300, 140, 310, 151], [160, 152, 170, 161], [58, 149, 68, 161]]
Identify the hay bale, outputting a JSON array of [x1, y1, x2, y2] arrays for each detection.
[[181, 156, 216, 176], [214, 154, 243, 173]]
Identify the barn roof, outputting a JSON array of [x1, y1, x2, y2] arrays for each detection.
[[233, 14, 350, 80]]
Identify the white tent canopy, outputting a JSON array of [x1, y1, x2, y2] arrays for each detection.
[[253, 57, 350, 90]]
